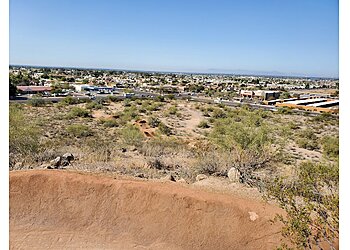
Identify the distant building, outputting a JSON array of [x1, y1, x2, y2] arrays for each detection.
[[240, 90, 280, 100]]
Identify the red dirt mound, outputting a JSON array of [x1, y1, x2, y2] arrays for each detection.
[[10, 170, 285, 249]]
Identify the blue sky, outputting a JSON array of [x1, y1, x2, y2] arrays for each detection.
[[10, 0, 338, 77]]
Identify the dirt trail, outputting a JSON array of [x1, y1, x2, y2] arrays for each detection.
[[10, 170, 285, 249]]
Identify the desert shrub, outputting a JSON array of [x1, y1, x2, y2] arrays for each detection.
[[296, 129, 319, 150], [107, 95, 120, 102], [99, 118, 119, 128], [298, 129, 317, 140], [166, 106, 178, 116], [206, 106, 214, 112], [158, 122, 173, 136], [254, 109, 269, 119], [147, 158, 170, 170], [277, 107, 293, 114], [217, 103, 226, 109], [166, 94, 175, 100], [148, 116, 161, 128], [28, 98, 46, 107], [212, 108, 227, 119], [86, 101, 103, 110], [210, 119, 270, 152], [198, 120, 210, 128], [119, 124, 144, 146], [60, 96, 78, 105], [312, 112, 334, 123], [288, 122, 300, 130], [321, 136, 339, 159], [296, 138, 319, 150], [67, 107, 91, 118], [123, 99, 131, 107], [123, 105, 139, 120], [9, 104, 41, 158], [66, 124, 93, 138], [202, 110, 210, 117], [134, 99, 142, 105], [138, 137, 185, 157], [209, 115, 276, 187], [266, 161, 338, 249], [156, 95, 165, 102], [83, 137, 116, 162], [195, 151, 230, 176]]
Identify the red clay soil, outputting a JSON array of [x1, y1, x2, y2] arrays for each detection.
[[10, 170, 285, 249]]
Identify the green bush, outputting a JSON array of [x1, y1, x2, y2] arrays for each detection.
[[198, 120, 210, 128], [296, 138, 319, 150], [9, 104, 41, 157], [60, 96, 78, 105], [277, 107, 293, 114], [123, 99, 132, 107], [67, 107, 91, 118], [146, 103, 159, 111], [166, 94, 175, 100], [119, 125, 144, 146], [206, 106, 214, 112], [28, 98, 46, 107], [312, 112, 333, 122], [107, 95, 120, 102], [321, 136, 339, 159], [156, 95, 165, 102], [148, 116, 161, 128], [167, 106, 178, 115], [212, 108, 227, 119], [158, 122, 172, 136], [66, 124, 92, 137], [86, 101, 103, 110], [296, 129, 319, 150], [266, 161, 338, 249], [99, 118, 119, 128], [210, 118, 270, 152]]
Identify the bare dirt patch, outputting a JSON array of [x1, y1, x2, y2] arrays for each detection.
[[10, 170, 285, 250]]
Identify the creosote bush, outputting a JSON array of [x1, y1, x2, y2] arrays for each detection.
[[321, 136, 339, 159], [86, 101, 103, 110], [209, 112, 276, 187], [119, 124, 144, 146], [148, 116, 161, 128], [9, 104, 41, 161], [198, 120, 210, 128], [99, 118, 119, 127], [266, 161, 338, 250], [66, 124, 93, 137], [158, 122, 172, 136], [28, 98, 46, 107], [67, 107, 91, 118]]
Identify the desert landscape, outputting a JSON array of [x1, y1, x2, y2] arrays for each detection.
[[9, 95, 339, 249]]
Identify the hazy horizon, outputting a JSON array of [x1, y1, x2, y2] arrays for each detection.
[[10, 0, 339, 78]]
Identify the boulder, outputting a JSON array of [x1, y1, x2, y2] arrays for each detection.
[[50, 157, 61, 168], [228, 167, 240, 182], [196, 174, 208, 182], [62, 153, 74, 162]]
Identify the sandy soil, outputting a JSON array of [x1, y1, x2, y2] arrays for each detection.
[[10, 170, 286, 250], [176, 103, 204, 137]]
